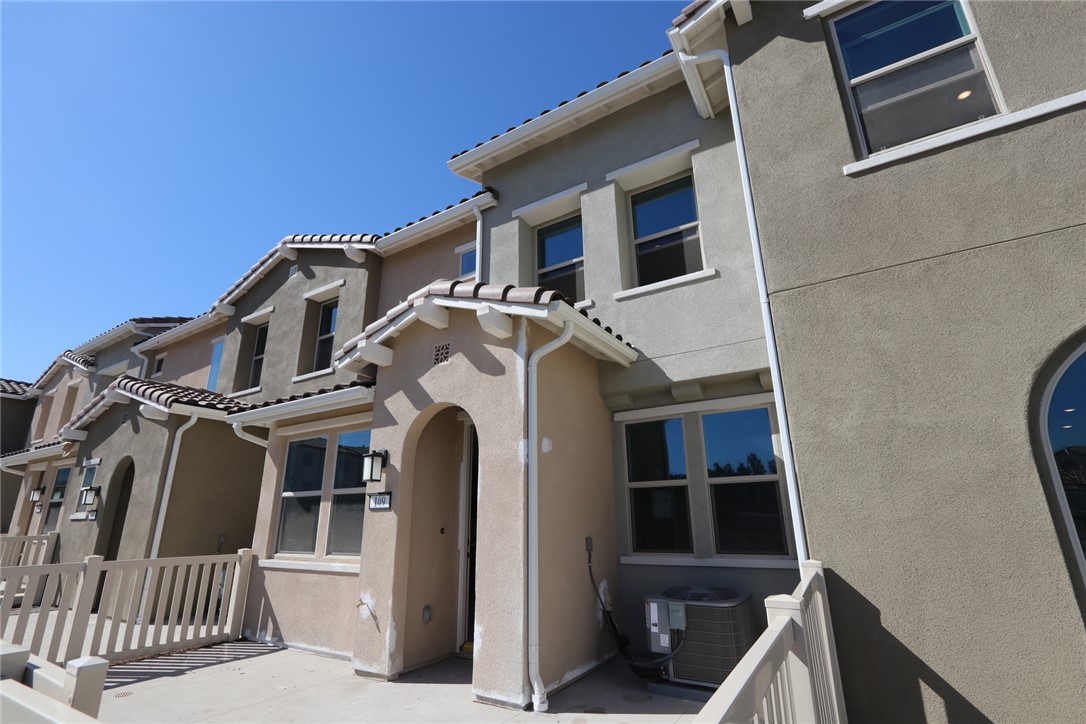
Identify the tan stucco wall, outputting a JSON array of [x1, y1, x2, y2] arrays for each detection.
[[729, 4, 1086, 721], [352, 311, 530, 707], [535, 338, 618, 690], [244, 566, 361, 658], [154, 322, 227, 390], [156, 418, 265, 557], [376, 226, 476, 314]]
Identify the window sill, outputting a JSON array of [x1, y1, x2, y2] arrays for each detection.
[[259, 558, 360, 574], [844, 90, 1086, 176], [291, 368, 335, 384], [613, 268, 718, 302], [620, 555, 797, 570], [227, 386, 262, 399], [574, 298, 595, 311]]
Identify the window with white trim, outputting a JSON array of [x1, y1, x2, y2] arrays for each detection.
[[313, 300, 338, 372], [828, 0, 1000, 155], [456, 241, 477, 280], [152, 355, 165, 377], [630, 174, 702, 287], [249, 324, 268, 389], [625, 417, 692, 553], [276, 428, 370, 556], [208, 338, 225, 392], [42, 467, 71, 533], [536, 215, 585, 301]]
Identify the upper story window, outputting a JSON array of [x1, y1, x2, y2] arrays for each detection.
[[536, 215, 585, 301], [42, 466, 71, 533], [457, 242, 477, 280], [829, 0, 999, 154], [314, 300, 338, 372], [630, 175, 702, 287], [207, 338, 225, 392], [249, 324, 269, 389], [152, 355, 165, 377]]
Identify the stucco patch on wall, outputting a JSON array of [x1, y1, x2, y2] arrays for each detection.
[[541, 437, 553, 453]]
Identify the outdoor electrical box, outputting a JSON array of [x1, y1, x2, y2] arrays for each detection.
[[645, 586, 753, 688]]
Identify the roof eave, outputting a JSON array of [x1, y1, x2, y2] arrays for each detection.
[[376, 193, 498, 255], [226, 385, 374, 426], [448, 55, 684, 182], [133, 312, 228, 353]]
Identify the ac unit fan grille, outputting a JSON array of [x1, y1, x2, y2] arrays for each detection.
[[670, 603, 752, 685]]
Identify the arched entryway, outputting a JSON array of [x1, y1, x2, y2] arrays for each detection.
[[102, 458, 135, 561], [400, 405, 479, 671]]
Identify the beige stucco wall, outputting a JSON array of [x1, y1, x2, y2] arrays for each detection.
[[153, 322, 227, 390], [376, 226, 476, 314], [729, 3, 1086, 721]]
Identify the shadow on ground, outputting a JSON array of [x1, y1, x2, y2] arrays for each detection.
[[104, 640, 279, 690]]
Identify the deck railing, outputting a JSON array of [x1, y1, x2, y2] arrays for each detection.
[[0, 549, 253, 665], [696, 561, 848, 724], [0, 532, 59, 567]]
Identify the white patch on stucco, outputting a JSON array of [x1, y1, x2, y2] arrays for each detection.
[[386, 617, 397, 661], [472, 622, 482, 656], [518, 439, 528, 464], [596, 578, 610, 628], [358, 591, 376, 621], [541, 437, 552, 453]]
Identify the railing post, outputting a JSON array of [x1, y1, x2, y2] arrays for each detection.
[[64, 556, 103, 663], [43, 532, 60, 565], [799, 561, 848, 724], [765, 593, 818, 723], [227, 549, 253, 640], [63, 656, 109, 718]]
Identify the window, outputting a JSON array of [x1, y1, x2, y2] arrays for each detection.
[[457, 242, 477, 280], [630, 175, 702, 287], [1042, 343, 1086, 582], [276, 428, 371, 556], [313, 300, 338, 372], [42, 467, 71, 533], [536, 215, 585, 301], [625, 417, 692, 553], [702, 408, 787, 555], [152, 355, 165, 377], [249, 324, 268, 389], [207, 338, 224, 392], [829, 0, 999, 154]]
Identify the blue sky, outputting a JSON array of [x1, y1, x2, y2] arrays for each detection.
[[1, 0, 684, 383]]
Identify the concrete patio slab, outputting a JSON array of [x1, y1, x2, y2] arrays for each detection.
[[97, 641, 703, 723]]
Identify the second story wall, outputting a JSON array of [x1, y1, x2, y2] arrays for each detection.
[[147, 322, 229, 390], [376, 225, 477, 315]]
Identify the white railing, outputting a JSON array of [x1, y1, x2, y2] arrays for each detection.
[[0, 549, 253, 665], [0, 532, 59, 567], [1, 641, 108, 720], [696, 560, 848, 724]]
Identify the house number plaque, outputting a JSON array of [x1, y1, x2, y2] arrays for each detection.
[[367, 492, 392, 511]]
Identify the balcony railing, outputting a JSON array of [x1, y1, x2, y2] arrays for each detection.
[[696, 560, 848, 724], [0, 532, 59, 567]]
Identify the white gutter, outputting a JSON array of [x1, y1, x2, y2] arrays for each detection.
[[526, 321, 575, 712], [232, 422, 268, 448], [682, 49, 809, 562], [472, 204, 484, 282], [226, 385, 373, 426], [375, 193, 497, 256], [149, 413, 199, 558]]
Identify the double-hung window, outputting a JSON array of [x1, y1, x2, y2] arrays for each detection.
[[249, 324, 268, 389], [536, 215, 584, 301], [277, 428, 370, 556], [630, 175, 702, 287], [702, 408, 787, 555], [42, 467, 71, 533], [625, 417, 692, 553], [829, 0, 999, 154], [456, 241, 477, 280], [313, 300, 338, 372], [208, 338, 225, 392]]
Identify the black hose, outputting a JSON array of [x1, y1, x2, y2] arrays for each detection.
[[586, 537, 685, 678]]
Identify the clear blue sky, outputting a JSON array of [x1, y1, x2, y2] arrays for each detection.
[[1, 1, 684, 383]]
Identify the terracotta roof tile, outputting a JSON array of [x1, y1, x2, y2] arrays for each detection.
[[0, 379, 34, 396], [280, 233, 379, 245], [112, 376, 250, 414], [449, 50, 674, 162], [0, 440, 65, 460], [61, 350, 96, 370]]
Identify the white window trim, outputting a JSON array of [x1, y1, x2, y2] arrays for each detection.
[[151, 354, 166, 378], [249, 323, 269, 390], [227, 386, 262, 399], [455, 240, 478, 281], [620, 555, 798, 570], [303, 279, 345, 303], [622, 413, 695, 555], [291, 367, 335, 384], [207, 336, 225, 392], [843, 90, 1086, 175], [258, 559, 360, 574], [606, 139, 700, 190], [241, 305, 275, 325], [512, 183, 587, 227], [535, 212, 585, 300], [615, 392, 776, 422], [625, 172, 705, 289]]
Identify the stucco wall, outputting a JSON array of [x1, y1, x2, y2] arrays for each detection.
[[156, 418, 265, 557], [1, 397, 37, 533], [729, 3, 1086, 722], [481, 82, 767, 399], [153, 322, 227, 390], [376, 226, 476, 314]]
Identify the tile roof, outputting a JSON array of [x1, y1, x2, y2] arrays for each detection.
[[0, 440, 66, 460], [112, 376, 250, 414], [383, 189, 495, 235], [61, 350, 96, 370], [0, 378, 34, 397], [337, 279, 632, 363], [448, 50, 674, 162], [672, 0, 711, 27], [72, 316, 194, 352], [238, 379, 375, 412]]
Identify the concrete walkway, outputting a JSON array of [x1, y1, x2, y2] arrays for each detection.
[[98, 641, 704, 723]]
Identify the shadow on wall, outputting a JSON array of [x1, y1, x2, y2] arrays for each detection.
[[826, 570, 993, 724], [244, 567, 284, 649]]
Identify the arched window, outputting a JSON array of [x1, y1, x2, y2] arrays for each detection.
[[1042, 343, 1086, 583]]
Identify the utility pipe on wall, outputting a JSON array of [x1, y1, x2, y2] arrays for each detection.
[[525, 320, 574, 713], [149, 412, 199, 558], [472, 203, 485, 282], [678, 49, 810, 562], [232, 422, 268, 448]]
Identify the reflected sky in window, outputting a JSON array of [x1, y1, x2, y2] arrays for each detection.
[[703, 408, 776, 477], [1049, 351, 1085, 454]]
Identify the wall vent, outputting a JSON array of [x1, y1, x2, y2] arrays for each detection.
[[433, 343, 451, 366], [120, 412, 130, 423], [288, 264, 299, 278]]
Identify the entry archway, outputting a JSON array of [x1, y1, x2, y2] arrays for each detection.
[[102, 457, 135, 561]]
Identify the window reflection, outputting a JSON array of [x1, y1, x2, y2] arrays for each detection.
[[1048, 350, 1086, 553]]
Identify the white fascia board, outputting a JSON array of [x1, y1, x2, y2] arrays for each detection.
[[171, 404, 229, 421], [803, 0, 861, 20], [0, 444, 66, 467], [221, 248, 286, 306], [226, 385, 374, 426], [71, 322, 137, 355], [550, 303, 638, 366], [448, 55, 683, 181], [376, 192, 497, 255], [59, 428, 87, 441], [285, 242, 376, 251], [133, 313, 225, 353], [241, 306, 275, 325]]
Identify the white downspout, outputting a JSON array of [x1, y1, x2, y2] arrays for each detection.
[[525, 320, 574, 712], [680, 49, 810, 562], [472, 204, 485, 282], [149, 413, 199, 558], [231, 422, 268, 448]]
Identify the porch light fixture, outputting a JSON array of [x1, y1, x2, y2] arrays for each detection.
[[88, 509, 98, 521], [79, 486, 101, 506], [362, 449, 388, 483], [28, 486, 45, 502]]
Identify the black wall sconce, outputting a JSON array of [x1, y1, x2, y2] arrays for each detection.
[[362, 449, 388, 483], [78, 486, 101, 506]]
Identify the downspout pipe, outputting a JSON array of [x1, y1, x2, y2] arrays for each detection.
[[232, 422, 268, 448], [526, 320, 575, 712], [680, 49, 810, 562], [149, 412, 199, 558], [472, 204, 485, 282]]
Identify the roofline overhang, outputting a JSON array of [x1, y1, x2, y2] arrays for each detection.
[[0, 443, 67, 468], [72, 320, 185, 356], [225, 385, 374, 426], [667, 0, 752, 120], [336, 298, 637, 371], [448, 54, 684, 182], [375, 193, 498, 255], [133, 312, 228, 354], [1, 390, 40, 401]]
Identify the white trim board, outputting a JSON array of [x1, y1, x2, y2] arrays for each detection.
[[605, 140, 700, 190], [619, 555, 797, 570], [512, 183, 588, 227], [613, 392, 775, 422]]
